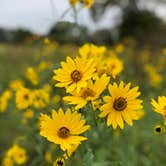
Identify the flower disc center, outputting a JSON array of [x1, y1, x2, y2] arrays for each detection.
[[82, 88, 96, 99], [24, 94, 29, 100], [113, 97, 127, 111], [58, 127, 70, 138], [71, 70, 82, 82]]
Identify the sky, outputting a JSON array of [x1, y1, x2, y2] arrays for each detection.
[[0, 0, 166, 35]]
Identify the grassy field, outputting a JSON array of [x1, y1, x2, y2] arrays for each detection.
[[0, 40, 165, 166]]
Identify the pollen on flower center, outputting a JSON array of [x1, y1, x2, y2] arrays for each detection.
[[82, 88, 96, 99], [71, 70, 82, 82], [113, 97, 127, 111], [58, 127, 70, 138]]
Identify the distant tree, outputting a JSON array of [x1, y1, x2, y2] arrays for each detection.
[[119, 9, 162, 39], [90, 29, 114, 45], [49, 22, 90, 44], [12, 29, 33, 43]]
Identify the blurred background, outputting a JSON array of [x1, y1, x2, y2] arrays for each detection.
[[0, 0, 166, 45], [0, 0, 166, 166]]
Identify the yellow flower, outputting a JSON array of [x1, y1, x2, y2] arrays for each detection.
[[53, 56, 95, 93], [2, 157, 13, 166], [79, 0, 94, 8], [0, 90, 12, 112], [38, 61, 52, 72], [105, 56, 123, 78], [25, 67, 39, 85], [9, 79, 24, 91], [44, 37, 51, 45], [99, 81, 143, 129], [45, 151, 52, 163], [114, 43, 124, 54], [144, 64, 162, 87], [52, 95, 61, 104], [63, 74, 110, 109], [39, 108, 90, 151], [79, 44, 106, 60], [32, 89, 50, 109], [16, 87, 33, 110], [151, 96, 166, 120], [23, 109, 34, 119], [6, 144, 26, 165], [53, 157, 65, 166], [69, 0, 78, 5]]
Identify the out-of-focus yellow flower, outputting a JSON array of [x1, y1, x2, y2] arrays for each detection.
[[79, 44, 106, 61], [25, 67, 39, 85], [69, 0, 78, 6], [162, 48, 166, 56], [114, 44, 124, 54], [45, 151, 52, 163], [96, 55, 123, 79], [105, 56, 123, 78], [52, 95, 61, 104], [5, 144, 26, 165], [16, 87, 33, 110], [140, 49, 150, 64], [144, 64, 163, 87], [38, 61, 52, 72], [44, 37, 51, 45], [42, 43, 57, 56], [2, 157, 13, 166], [23, 109, 34, 119], [32, 89, 50, 109], [63, 74, 110, 109], [42, 84, 52, 93], [79, 0, 94, 8], [99, 81, 143, 129], [9, 79, 24, 91], [39, 109, 90, 151], [0, 90, 12, 112]]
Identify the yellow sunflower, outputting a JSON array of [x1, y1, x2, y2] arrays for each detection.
[[99, 81, 143, 129], [79, 0, 94, 8], [69, 0, 78, 6], [63, 74, 110, 110], [39, 108, 90, 151], [16, 87, 33, 110], [151, 96, 166, 120], [53, 56, 95, 93]]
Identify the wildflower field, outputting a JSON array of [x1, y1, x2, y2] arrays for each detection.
[[0, 0, 166, 165], [0, 38, 166, 166]]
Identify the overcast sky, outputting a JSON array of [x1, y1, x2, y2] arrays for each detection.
[[0, 0, 166, 35]]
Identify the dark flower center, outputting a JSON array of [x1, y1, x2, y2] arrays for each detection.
[[71, 70, 82, 82], [113, 97, 127, 111], [82, 88, 96, 99], [24, 94, 29, 100], [58, 127, 70, 138]]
